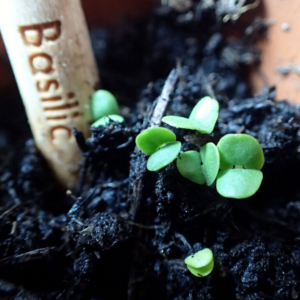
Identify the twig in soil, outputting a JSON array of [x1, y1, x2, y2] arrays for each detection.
[[174, 232, 192, 251], [0, 203, 21, 219], [128, 69, 179, 220], [128, 221, 168, 230], [0, 200, 31, 219], [222, 0, 260, 23], [127, 69, 178, 300], [116, 136, 134, 149], [0, 247, 56, 267], [149, 69, 179, 127]]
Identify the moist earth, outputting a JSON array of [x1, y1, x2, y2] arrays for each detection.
[[0, 1, 300, 299]]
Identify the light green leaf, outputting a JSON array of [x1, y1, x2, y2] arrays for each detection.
[[187, 260, 214, 277], [162, 116, 198, 130], [91, 115, 124, 127], [136, 127, 176, 155], [176, 151, 206, 185], [91, 90, 119, 120], [200, 143, 220, 186], [161, 97, 219, 134], [147, 142, 181, 171], [217, 134, 264, 170], [216, 169, 263, 199], [189, 96, 219, 134], [185, 248, 214, 277]]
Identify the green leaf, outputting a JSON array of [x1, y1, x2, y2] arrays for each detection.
[[200, 143, 220, 186], [186, 260, 214, 277], [217, 134, 264, 170], [185, 248, 214, 277], [91, 90, 119, 120], [176, 151, 206, 185], [136, 127, 176, 155], [216, 169, 263, 199], [91, 115, 124, 127], [162, 116, 198, 130], [161, 97, 219, 134], [189, 96, 219, 134], [147, 142, 181, 171]]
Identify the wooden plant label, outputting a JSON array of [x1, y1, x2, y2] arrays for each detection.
[[0, 0, 99, 189]]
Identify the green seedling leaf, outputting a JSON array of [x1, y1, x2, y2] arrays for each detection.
[[91, 90, 120, 120], [185, 248, 214, 277], [189, 96, 219, 134], [176, 151, 206, 185], [200, 143, 220, 186], [162, 97, 219, 134], [216, 169, 263, 199], [162, 116, 198, 130], [136, 127, 176, 155], [186, 260, 214, 277], [91, 115, 124, 127], [147, 141, 181, 171], [217, 134, 264, 170]]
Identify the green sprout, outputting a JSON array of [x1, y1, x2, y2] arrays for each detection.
[[176, 151, 206, 185], [92, 115, 124, 127], [147, 141, 181, 171], [217, 169, 263, 199], [176, 143, 219, 186], [184, 248, 214, 277], [136, 127, 177, 155], [91, 89, 124, 127], [200, 142, 219, 186], [135, 96, 265, 199], [216, 134, 264, 199], [217, 134, 264, 170], [136, 127, 181, 171], [162, 96, 219, 134]]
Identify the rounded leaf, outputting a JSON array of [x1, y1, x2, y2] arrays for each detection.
[[147, 142, 181, 171], [200, 143, 220, 186], [187, 260, 214, 277], [216, 169, 263, 199], [162, 116, 198, 130], [189, 96, 219, 134], [185, 248, 214, 277], [91, 90, 119, 120], [176, 151, 206, 185], [136, 127, 176, 155], [217, 134, 264, 170], [91, 115, 124, 127]]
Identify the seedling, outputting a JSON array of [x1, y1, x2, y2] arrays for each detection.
[[92, 115, 124, 127], [184, 248, 214, 277], [136, 127, 177, 155], [176, 151, 206, 184], [162, 96, 219, 134], [136, 127, 181, 171], [91, 89, 120, 120], [217, 169, 263, 199], [217, 134, 264, 170], [135, 96, 265, 199], [216, 134, 264, 199], [147, 141, 181, 171], [176, 144, 219, 186], [200, 143, 220, 186]]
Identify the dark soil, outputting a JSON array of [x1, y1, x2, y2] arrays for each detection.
[[0, 1, 300, 299]]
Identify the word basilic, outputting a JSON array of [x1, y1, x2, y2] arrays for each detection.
[[135, 96, 264, 199]]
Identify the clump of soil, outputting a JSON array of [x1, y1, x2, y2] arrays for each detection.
[[0, 1, 300, 299]]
